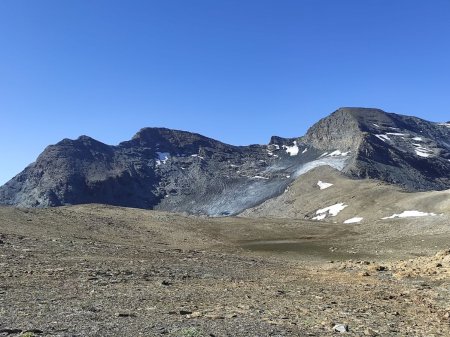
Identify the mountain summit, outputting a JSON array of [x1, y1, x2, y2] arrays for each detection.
[[1, 108, 449, 215]]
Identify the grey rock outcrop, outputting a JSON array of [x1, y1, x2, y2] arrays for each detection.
[[1, 108, 449, 215]]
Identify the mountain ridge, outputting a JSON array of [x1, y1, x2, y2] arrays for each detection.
[[1, 107, 450, 215]]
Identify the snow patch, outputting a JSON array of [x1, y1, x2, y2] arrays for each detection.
[[415, 150, 431, 158], [302, 148, 308, 154], [386, 132, 408, 136], [317, 180, 333, 190], [343, 217, 363, 224], [312, 202, 348, 220], [191, 154, 204, 159], [373, 123, 380, 128], [252, 175, 269, 180], [375, 134, 391, 142], [327, 150, 349, 157], [294, 157, 347, 178], [382, 210, 437, 219], [413, 144, 433, 158], [320, 150, 349, 158], [283, 141, 299, 156], [412, 137, 423, 141], [156, 152, 170, 166]]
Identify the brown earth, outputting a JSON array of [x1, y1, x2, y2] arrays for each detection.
[[241, 166, 450, 223], [1, 204, 450, 336]]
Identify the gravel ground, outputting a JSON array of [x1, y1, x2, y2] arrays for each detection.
[[1, 205, 450, 336]]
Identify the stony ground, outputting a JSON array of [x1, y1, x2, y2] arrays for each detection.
[[1, 205, 450, 336]]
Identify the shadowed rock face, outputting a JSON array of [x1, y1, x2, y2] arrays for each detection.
[[1, 108, 450, 214]]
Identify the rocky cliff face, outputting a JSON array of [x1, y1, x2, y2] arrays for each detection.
[[1, 108, 449, 215], [331, 108, 450, 190]]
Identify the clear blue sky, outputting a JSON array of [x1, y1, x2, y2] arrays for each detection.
[[1, 0, 450, 185]]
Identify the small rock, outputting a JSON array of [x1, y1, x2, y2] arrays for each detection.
[[363, 327, 378, 336], [24, 329, 44, 334], [161, 280, 172, 286], [179, 310, 193, 315], [225, 313, 238, 318], [0, 329, 23, 334], [333, 324, 349, 333], [360, 271, 370, 277], [116, 312, 136, 317], [155, 326, 168, 334], [435, 249, 450, 257], [436, 263, 443, 268], [187, 311, 202, 318]]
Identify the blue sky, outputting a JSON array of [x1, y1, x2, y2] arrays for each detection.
[[1, 0, 450, 185]]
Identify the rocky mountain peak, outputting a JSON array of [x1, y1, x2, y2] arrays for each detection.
[[1, 107, 450, 213], [303, 107, 368, 151], [124, 127, 230, 154]]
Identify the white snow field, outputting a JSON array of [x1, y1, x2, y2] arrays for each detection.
[[317, 180, 333, 190], [382, 210, 437, 219], [312, 202, 348, 220], [343, 217, 363, 224]]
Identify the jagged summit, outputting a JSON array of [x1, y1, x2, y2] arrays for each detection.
[[1, 107, 450, 214]]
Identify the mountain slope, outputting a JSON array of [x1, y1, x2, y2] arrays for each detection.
[[240, 165, 450, 222], [1, 107, 450, 214], [305, 108, 450, 190]]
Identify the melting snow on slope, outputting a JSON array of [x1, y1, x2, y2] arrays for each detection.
[[312, 203, 348, 220], [375, 134, 391, 142], [413, 144, 433, 158], [283, 141, 299, 156], [327, 150, 349, 157], [320, 150, 349, 158], [317, 180, 333, 190], [302, 148, 308, 154], [386, 132, 408, 136], [412, 137, 423, 141], [343, 217, 363, 224], [382, 210, 437, 219], [156, 152, 170, 166], [294, 156, 347, 178]]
